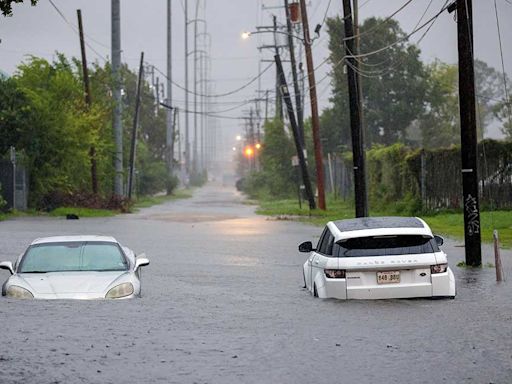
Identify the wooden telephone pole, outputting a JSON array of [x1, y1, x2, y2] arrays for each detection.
[[342, 0, 368, 217], [284, 0, 304, 145], [128, 52, 144, 199], [299, 0, 326, 210], [77, 9, 98, 194], [456, 0, 482, 266], [275, 54, 316, 210]]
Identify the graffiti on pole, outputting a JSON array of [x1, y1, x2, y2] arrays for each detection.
[[464, 194, 480, 236]]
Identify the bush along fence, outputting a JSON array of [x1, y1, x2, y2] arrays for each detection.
[[324, 139, 512, 212]]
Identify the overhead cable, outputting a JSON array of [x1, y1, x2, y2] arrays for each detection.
[[343, 0, 415, 42], [48, 0, 109, 62], [493, 0, 512, 129], [345, 3, 451, 60], [152, 63, 274, 98]]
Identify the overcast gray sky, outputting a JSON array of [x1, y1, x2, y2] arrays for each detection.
[[1, 0, 511, 156]]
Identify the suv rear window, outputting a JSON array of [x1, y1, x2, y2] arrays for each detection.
[[337, 235, 437, 257]]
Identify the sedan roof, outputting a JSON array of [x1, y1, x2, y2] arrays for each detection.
[[31, 235, 118, 245], [328, 217, 433, 242]]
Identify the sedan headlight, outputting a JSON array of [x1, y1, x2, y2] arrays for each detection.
[[105, 283, 134, 299], [6, 285, 34, 299]]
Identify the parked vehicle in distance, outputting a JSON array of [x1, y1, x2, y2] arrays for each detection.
[[300, 217, 456, 300], [0, 236, 149, 300]]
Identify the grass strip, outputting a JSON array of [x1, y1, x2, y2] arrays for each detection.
[[256, 197, 511, 248]]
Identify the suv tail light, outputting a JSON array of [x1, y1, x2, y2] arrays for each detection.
[[324, 269, 346, 279], [430, 263, 448, 274]]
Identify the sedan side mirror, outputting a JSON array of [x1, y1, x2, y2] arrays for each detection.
[[434, 235, 444, 246], [298, 241, 314, 253], [0, 261, 14, 275], [134, 254, 150, 271]]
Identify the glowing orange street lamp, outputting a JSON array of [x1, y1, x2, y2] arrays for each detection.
[[244, 146, 254, 158]]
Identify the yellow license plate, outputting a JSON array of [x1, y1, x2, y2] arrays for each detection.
[[377, 271, 400, 284]]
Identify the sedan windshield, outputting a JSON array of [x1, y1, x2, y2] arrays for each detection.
[[337, 235, 437, 257], [19, 242, 128, 273]]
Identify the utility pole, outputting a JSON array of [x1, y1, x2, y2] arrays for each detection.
[[111, 0, 123, 196], [156, 77, 160, 110], [353, 0, 365, 161], [456, 0, 482, 266], [192, 0, 200, 174], [273, 15, 283, 121], [77, 9, 98, 195], [176, 108, 182, 166], [299, 0, 326, 210], [200, 51, 207, 171], [265, 89, 269, 122], [276, 54, 316, 210], [128, 52, 144, 200], [166, 0, 175, 191], [284, 0, 304, 145], [342, 0, 368, 217], [184, 0, 190, 176]]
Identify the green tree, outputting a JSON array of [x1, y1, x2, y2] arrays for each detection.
[[419, 59, 508, 148], [119, 64, 169, 195], [0, 76, 37, 154], [14, 56, 95, 203], [325, 16, 427, 147], [243, 119, 296, 198], [89, 61, 170, 196], [1, 54, 173, 208], [0, 0, 37, 16], [494, 96, 512, 138], [474, 59, 508, 132], [419, 61, 459, 148]]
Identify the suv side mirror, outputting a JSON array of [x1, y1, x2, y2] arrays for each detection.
[[298, 241, 314, 253], [0, 261, 14, 275], [434, 235, 444, 246]]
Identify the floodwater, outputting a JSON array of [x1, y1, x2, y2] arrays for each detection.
[[1, 184, 511, 383]]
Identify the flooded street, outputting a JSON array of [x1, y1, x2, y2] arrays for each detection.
[[1, 184, 511, 384]]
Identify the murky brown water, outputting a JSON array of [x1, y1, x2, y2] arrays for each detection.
[[1, 185, 511, 384]]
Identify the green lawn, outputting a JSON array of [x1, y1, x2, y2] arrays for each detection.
[[256, 197, 512, 248], [49, 207, 117, 218], [0, 189, 194, 220], [132, 188, 193, 209]]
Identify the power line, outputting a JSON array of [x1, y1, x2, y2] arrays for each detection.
[[320, 0, 334, 29], [493, 0, 512, 130], [153, 62, 274, 98], [344, 0, 448, 78], [47, 0, 109, 62], [345, 3, 451, 60], [343, 0, 415, 42]]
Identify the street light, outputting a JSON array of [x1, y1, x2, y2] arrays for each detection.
[[240, 28, 319, 44], [244, 146, 254, 158]]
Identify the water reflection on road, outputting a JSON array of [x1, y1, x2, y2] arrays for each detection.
[[0, 184, 510, 384]]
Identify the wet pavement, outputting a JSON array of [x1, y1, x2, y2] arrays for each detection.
[[0, 184, 511, 384]]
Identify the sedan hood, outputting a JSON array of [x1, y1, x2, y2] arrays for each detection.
[[18, 271, 127, 295]]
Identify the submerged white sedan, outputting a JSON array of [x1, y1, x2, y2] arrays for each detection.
[[0, 236, 149, 300], [300, 217, 455, 300]]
